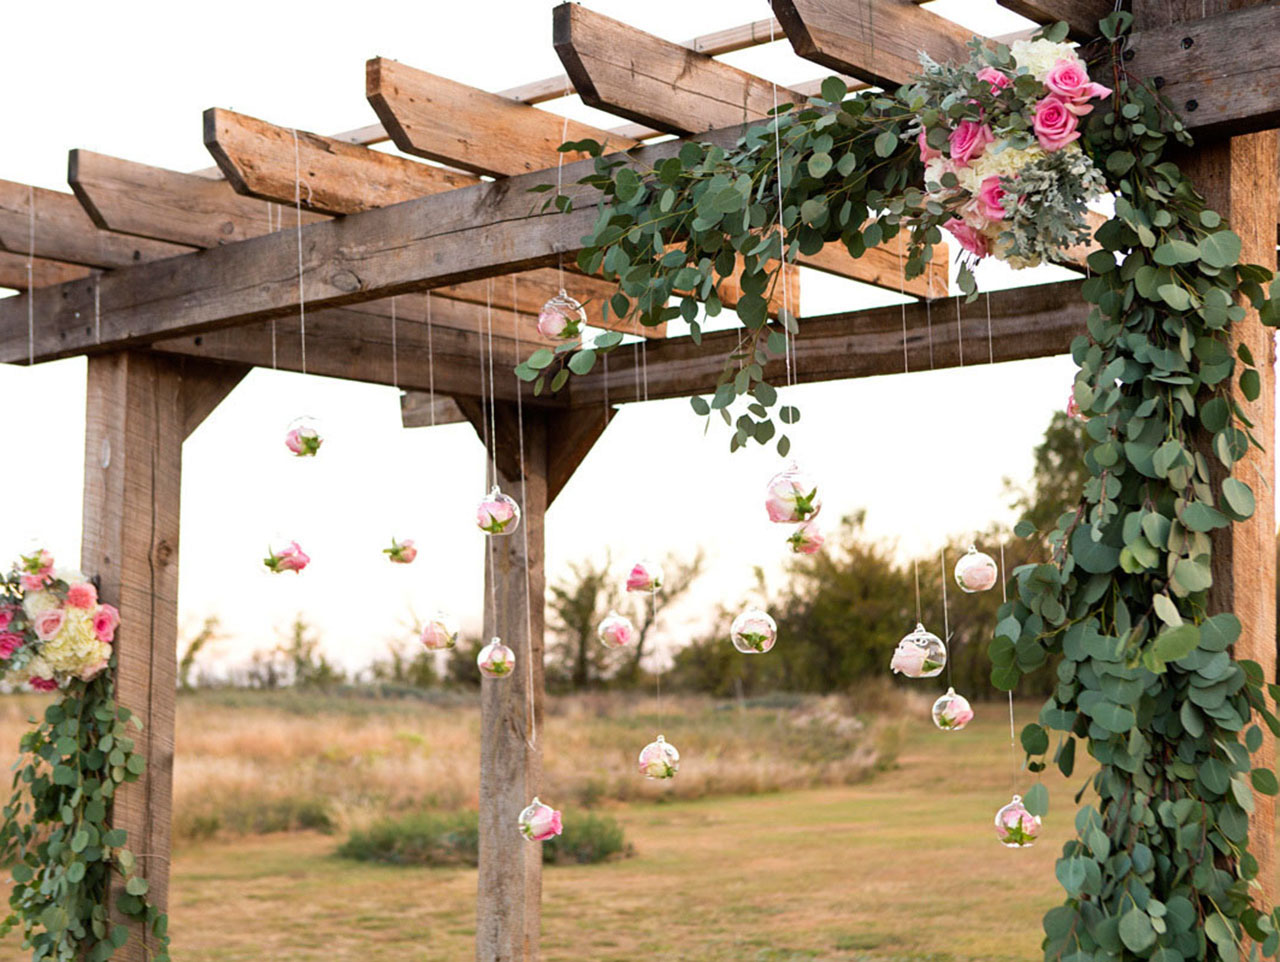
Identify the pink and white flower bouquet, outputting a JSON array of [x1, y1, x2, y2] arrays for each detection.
[[0, 551, 117, 691]]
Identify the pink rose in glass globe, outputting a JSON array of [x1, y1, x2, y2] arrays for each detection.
[[284, 416, 323, 458], [764, 463, 822, 524], [625, 561, 663, 594], [638, 734, 680, 780], [384, 538, 418, 564], [476, 486, 521, 536], [264, 541, 310, 574], [477, 637, 515, 678], [730, 607, 777, 654], [420, 612, 459, 651], [932, 687, 974, 732], [954, 546, 999, 594], [891, 624, 946, 679], [537, 290, 587, 342], [995, 794, 1041, 848], [787, 520, 824, 555], [597, 611, 637, 649], [18, 549, 54, 592], [518, 797, 563, 842]]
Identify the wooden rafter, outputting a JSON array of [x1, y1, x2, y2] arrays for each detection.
[[0, 251, 89, 289], [995, 0, 1112, 39], [400, 391, 466, 428]]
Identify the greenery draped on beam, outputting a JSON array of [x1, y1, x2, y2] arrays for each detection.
[[529, 13, 1280, 961]]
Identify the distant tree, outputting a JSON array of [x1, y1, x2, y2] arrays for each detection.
[[444, 636, 484, 689], [546, 556, 620, 691], [178, 615, 220, 691], [245, 614, 345, 690], [617, 550, 705, 685], [1007, 409, 1090, 544]]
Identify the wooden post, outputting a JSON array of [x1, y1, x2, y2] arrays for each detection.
[[80, 352, 244, 959], [1134, 0, 1279, 913]]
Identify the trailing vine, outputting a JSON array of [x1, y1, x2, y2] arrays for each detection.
[[526, 11, 1280, 961]]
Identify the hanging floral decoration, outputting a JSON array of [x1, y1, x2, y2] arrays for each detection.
[[384, 538, 418, 565], [264, 540, 310, 574], [764, 463, 822, 524], [536, 289, 588, 342], [420, 612, 460, 651], [476, 486, 521, 536], [625, 560, 663, 594], [477, 637, 515, 678], [890, 623, 946, 679], [786, 520, 824, 555], [730, 607, 778, 655], [994, 794, 1041, 848], [284, 417, 323, 458], [517, 797, 564, 842], [638, 734, 680, 780], [953, 546, 998, 593], [597, 610, 637, 649], [931, 687, 974, 732]]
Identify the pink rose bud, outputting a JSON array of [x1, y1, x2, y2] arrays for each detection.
[[1044, 58, 1111, 114], [420, 612, 459, 651], [518, 797, 564, 842], [932, 688, 975, 731], [764, 464, 822, 524], [29, 677, 59, 693], [79, 657, 110, 682], [730, 607, 778, 654], [995, 795, 1041, 847], [285, 425, 323, 457], [1032, 95, 1080, 152], [92, 604, 120, 644], [917, 128, 940, 163], [787, 521, 825, 555], [597, 611, 637, 649], [943, 218, 990, 259], [0, 632, 23, 659], [264, 541, 310, 574], [18, 549, 54, 591], [976, 66, 1011, 95], [477, 637, 515, 678], [625, 561, 663, 594], [954, 547, 999, 594], [975, 175, 1008, 222], [638, 734, 680, 780], [384, 538, 417, 564], [537, 291, 586, 341], [33, 609, 65, 642], [65, 582, 98, 609], [476, 487, 521, 536], [0, 607, 13, 632], [947, 120, 994, 166]]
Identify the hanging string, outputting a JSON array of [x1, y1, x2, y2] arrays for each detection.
[[954, 294, 965, 368], [476, 289, 492, 490], [485, 280, 499, 487], [291, 129, 308, 376], [940, 547, 953, 688], [555, 79, 571, 292], [1000, 541, 1018, 792], [602, 350, 610, 424], [482, 284, 499, 636], [897, 247, 910, 375], [925, 297, 935, 369], [913, 558, 922, 623], [511, 276, 538, 750], [985, 291, 994, 366], [390, 296, 398, 390], [767, 18, 795, 391], [26, 185, 34, 365], [652, 587, 662, 725], [267, 203, 279, 370], [426, 292, 436, 427]]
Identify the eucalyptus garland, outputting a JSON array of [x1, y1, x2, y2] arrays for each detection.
[[528, 11, 1280, 961], [0, 669, 170, 962]]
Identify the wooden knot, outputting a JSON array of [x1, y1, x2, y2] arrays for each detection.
[[219, 221, 236, 236], [154, 540, 175, 566], [330, 270, 363, 293]]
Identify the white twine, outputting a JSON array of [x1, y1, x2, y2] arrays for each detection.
[[426, 292, 436, 427], [292, 130, 308, 375], [390, 296, 398, 390], [940, 547, 953, 688], [1000, 542, 1017, 791], [26, 185, 34, 365], [768, 18, 795, 390], [511, 274, 538, 750]]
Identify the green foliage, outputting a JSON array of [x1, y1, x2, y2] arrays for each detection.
[[0, 671, 170, 961]]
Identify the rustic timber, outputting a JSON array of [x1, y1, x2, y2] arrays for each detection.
[[546, 407, 611, 504], [367, 58, 641, 178], [995, 0, 1111, 38], [569, 279, 1088, 405], [0, 251, 89, 289], [400, 391, 466, 428]]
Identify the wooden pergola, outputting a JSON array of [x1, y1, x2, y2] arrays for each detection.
[[2, 1, 1277, 959]]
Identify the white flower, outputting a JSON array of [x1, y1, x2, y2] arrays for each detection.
[[23, 590, 58, 618], [1010, 38, 1080, 81]]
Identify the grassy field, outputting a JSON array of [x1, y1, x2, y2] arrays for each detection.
[[0, 693, 1073, 961]]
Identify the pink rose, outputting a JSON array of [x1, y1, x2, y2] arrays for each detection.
[[1067, 393, 1086, 421], [597, 612, 636, 649], [949, 702, 976, 727], [787, 520, 825, 555], [1044, 59, 1111, 115], [476, 493, 519, 535], [0, 607, 13, 632], [385, 538, 417, 564], [29, 677, 59, 693], [944, 219, 990, 259], [65, 582, 98, 609], [18, 550, 54, 592], [948, 120, 993, 166], [536, 309, 568, 339], [625, 562, 663, 593], [79, 657, 109, 682], [1033, 95, 1080, 152], [265, 542, 309, 574], [285, 426, 322, 457], [975, 176, 1008, 222], [764, 475, 821, 524], [0, 632, 23, 659], [33, 609, 64, 642], [890, 640, 927, 677], [420, 613, 459, 651], [976, 67, 1011, 96], [93, 604, 120, 644], [519, 798, 563, 842], [917, 129, 940, 163]]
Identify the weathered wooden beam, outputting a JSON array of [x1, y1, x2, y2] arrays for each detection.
[[399, 391, 466, 428], [0, 181, 187, 268], [546, 407, 611, 505], [995, 0, 1110, 39], [0, 251, 89, 289], [569, 279, 1087, 405], [367, 58, 641, 178], [203, 108, 476, 216], [769, 0, 975, 89]]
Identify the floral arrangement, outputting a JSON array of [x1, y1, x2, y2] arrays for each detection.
[[890, 624, 946, 679], [625, 560, 663, 594], [910, 36, 1110, 269], [638, 734, 679, 780], [264, 540, 309, 574], [597, 611, 636, 649], [730, 607, 777, 655], [517, 797, 563, 842], [994, 794, 1041, 848], [0, 550, 117, 690], [384, 538, 417, 564], [476, 486, 521, 536], [477, 637, 515, 678], [787, 521, 824, 556]]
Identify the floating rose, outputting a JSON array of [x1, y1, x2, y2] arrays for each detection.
[[284, 417, 323, 458], [932, 687, 975, 732], [476, 486, 521, 536], [384, 538, 418, 565], [517, 797, 563, 842], [638, 734, 680, 780], [420, 612, 459, 651], [995, 794, 1041, 848], [537, 290, 587, 342], [787, 520, 824, 555], [597, 611, 637, 649], [730, 607, 777, 654], [891, 623, 946, 679], [18, 550, 54, 592], [954, 546, 999, 593], [264, 541, 310, 574], [764, 463, 822, 524], [625, 560, 663, 594], [477, 637, 515, 678]]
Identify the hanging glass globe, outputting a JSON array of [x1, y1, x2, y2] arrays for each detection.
[[638, 734, 680, 780], [764, 462, 822, 524], [537, 289, 587, 342], [476, 485, 521, 536], [890, 623, 946, 678], [954, 545, 999, 593], [730, 607, 777, 654], [477, 637, 515, 678], [932, 687, 974, 731], [517, 796, 563, 842], [995, 794, 1041, 848], [597, 611, 637, 649], [284, 415, 323, 458], [420, 611, 460, 651], [625, 560, 663, 593]]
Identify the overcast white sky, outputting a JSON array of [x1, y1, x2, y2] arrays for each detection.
[[1, 1, 1263, 673]]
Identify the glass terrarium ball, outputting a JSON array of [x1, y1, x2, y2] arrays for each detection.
[[730, 607, 778, 654], [476, 486, 521, 536], [890, 623, 946, 679], [954, 546, 999, 593], [420, 611, 460, 651], [284, 416, 323, 458], [537, 289, 587, 341], [477, 637, 516, 678], [597, 611, 637, 649], [932, 687, 974, 732], [995, 794, 1041, 848], [625, 560, 664, 594], [517, 796, 563, 842], [638, 734, 680, 780], [764, 462, 822, 524]]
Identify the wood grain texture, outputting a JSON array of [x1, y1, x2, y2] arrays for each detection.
[[0, 251, 89, 289], [0, 181, 188, 268], [995, 0, 1111, 38], [399, 391, 466, 428], [546, 407, 611, 505], [569, 279, 1087, 404], [769, 0, 976, 89], [367, 58, 640, 178], [204, 108, 477, 216]]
